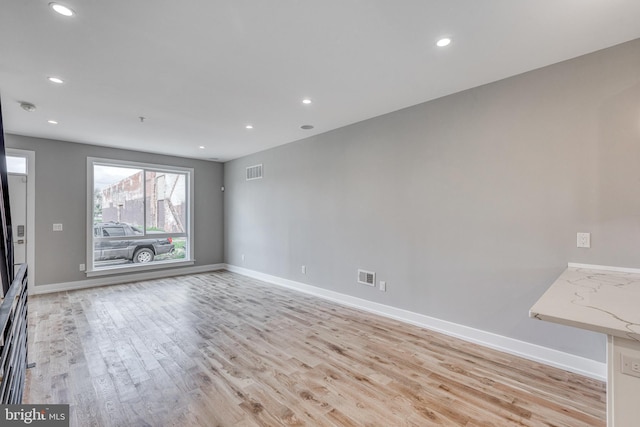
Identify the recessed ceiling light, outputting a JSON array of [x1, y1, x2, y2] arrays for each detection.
[[245, 124, 254, 129], [49, 2, 75, 17], [48, 77, 64, 84], [300, 125, 314, 130], [199, 146, 205, 149], [302, 98, 312, 105], [48, 120, 58, 125], [436, 37, 452, 47]]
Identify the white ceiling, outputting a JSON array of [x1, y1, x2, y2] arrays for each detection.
[[1, 1, 640, 162]]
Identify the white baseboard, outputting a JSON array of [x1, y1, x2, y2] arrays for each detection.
[[30, 263, 226, 295], [225, 264, 606, 381]]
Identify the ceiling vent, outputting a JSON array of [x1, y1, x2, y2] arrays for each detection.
[[357, 269, 376, 287], [246, 164, 263, 181]]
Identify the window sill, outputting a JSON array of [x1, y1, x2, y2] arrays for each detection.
[[85, 259, 195, 277]]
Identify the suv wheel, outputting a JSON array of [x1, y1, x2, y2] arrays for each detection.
[[133, 248, 154, 263]]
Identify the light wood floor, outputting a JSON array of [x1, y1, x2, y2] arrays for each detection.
[[25, 271, 606, 426]]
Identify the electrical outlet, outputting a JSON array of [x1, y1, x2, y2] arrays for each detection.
[[241, 254, 245, 262], [53, 223, 63, 232], [379, 281, 386, 292], [621, 354, 640, 378], [79, 263, 85, 271], [577, 232, 590, 248], [301, 265, 306, 275]]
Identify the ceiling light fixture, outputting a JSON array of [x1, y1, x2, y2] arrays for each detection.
[[436, 37, 452, 47], [199, 146, 205, 149], [49, 2, 75, 17], [48, 76, 64, 84], [48, 120, 59, 125], [302, 98, 312, 105], [20, 102, 36, 112], [245, 124, 254, 129]]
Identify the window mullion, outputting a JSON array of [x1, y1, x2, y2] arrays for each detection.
[[143, 169, 147, 236]]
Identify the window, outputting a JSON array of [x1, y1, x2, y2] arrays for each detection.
[[87, 158, 194, 275], [6, 156, 27, 175]]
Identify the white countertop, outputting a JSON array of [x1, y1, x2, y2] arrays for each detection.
[[530, 266, 640, 341]]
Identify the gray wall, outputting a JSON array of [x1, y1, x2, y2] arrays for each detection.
[[224, 39, 640, 362], [6, 134, 224, 286]]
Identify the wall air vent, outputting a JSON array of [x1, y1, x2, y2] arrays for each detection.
[[357, 269, 376, 287], [246, 164, 263, 181]]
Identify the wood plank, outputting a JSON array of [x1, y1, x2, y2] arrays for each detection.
[[24, 271, 606, 426]]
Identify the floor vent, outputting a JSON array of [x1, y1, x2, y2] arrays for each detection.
[[246, 164, 263, 181], [357, 269, 376, 286]]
